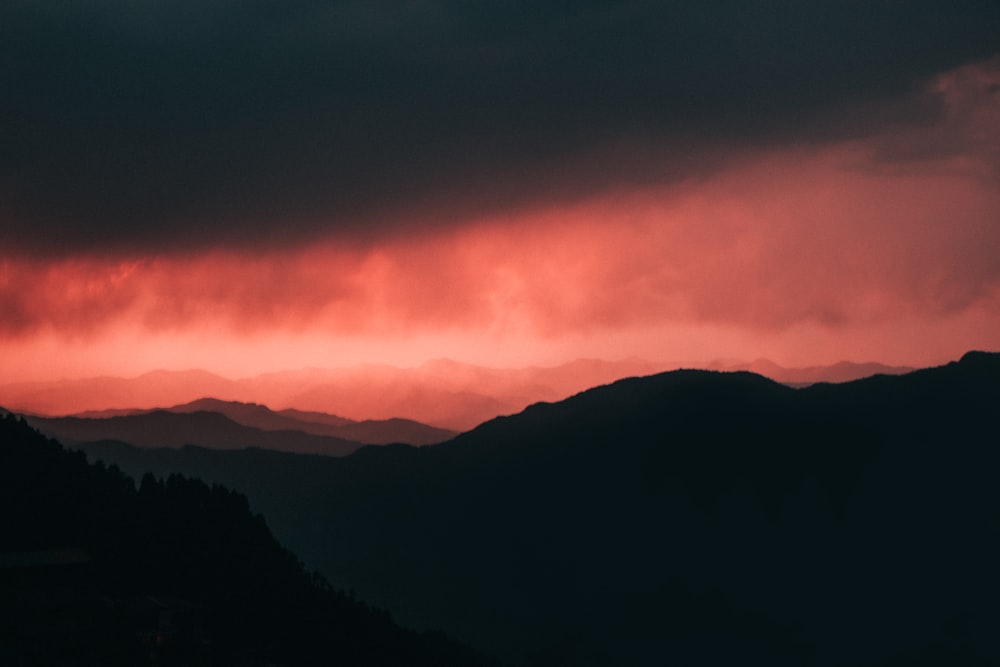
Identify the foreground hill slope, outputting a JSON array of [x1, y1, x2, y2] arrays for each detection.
[[79, 352, 1000, 666], [0, 415, 491, 666]]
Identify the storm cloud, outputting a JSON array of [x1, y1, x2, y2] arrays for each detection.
[[3, 0, 999, 254], [2, 2, 999, 381]]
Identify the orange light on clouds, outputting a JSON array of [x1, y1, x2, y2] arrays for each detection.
[[1, 61, 999, 383]]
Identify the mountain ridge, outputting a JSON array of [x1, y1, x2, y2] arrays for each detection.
[[27, 410, 366, 457], [66, 398, 456, 446], [1, 356, 924, 430], [0, 413, 491, 666], [71, 351, 1000, 665]]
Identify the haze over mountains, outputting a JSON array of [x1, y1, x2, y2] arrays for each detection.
[[29, 398, 456, 456], [59, 352, 999, 666], [26, 398, 455, 456], [703, 359, 916, 385], [0, 357, 914, 431], [27, 410, 363, 457]]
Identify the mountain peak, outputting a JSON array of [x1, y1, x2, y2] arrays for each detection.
[[959, 350, 1000, 367]]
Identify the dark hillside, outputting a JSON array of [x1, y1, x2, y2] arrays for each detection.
[[0, 414, 491, 666], [78, 352, 1000, 665]]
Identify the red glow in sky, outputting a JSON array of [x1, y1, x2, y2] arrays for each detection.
[[2, 56, 999, 384]]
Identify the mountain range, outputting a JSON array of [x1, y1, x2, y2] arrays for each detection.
[[32, 397, 456, 451], [0, 357, 914, 430], [66, 351, 998, 665], [0, 413, 490, 666], [704, 358, 915, 385], [27, 410, 365, 457]]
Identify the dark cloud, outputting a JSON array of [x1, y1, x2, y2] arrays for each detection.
[[2, 0, 998, 255]]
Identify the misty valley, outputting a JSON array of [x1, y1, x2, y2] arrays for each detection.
[[3, 352, 999, 665]]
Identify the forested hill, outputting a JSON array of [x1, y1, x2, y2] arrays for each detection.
[[74, 351, 1000, 666], [0, 414, 492, 666]]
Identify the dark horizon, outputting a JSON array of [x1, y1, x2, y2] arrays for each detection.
[[0, 352, 940, 429], [5, 350, 998, 665]]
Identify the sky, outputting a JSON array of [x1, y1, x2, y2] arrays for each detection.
[[2, 1, 999, 382]]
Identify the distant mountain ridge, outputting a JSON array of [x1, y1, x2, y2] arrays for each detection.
[[27, 410, 366, 457], [70, 398, 456, 446], [1, 357, 921, 430], [0, 369, 248, 416], [71, 351, 1000, 665], [707, 358, 916, 384], [0, 360, 663, 428]]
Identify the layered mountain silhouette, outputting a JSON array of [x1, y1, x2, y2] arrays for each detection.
[[63, 398, 457, 446], [705, 358, 915, 384], [27, 410, 366, 457], [0, 357, 914, 430], [71, 351, 1000, 665], [0, 369, 248, 417], [0, 414, 491, 666]]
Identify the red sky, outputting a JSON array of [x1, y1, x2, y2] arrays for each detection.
[[1, 6, 998, 383]]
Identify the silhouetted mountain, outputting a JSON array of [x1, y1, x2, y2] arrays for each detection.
[[76, 351, 1000, 665], [159, 397, 333, 432], [0, 358, 665, 430], [276, 407, 355, 427], [707, 358, 916, 384], [0, 414, 492, 666], [288, 383, 514, 432], [330, 417, 456, 445], [0, 369, 250, 416], [247, 358, 666, 429], [28, 410, 365, 456], [1, 357, 918, 431], [72, 398, 457, 446], [164, 398, 457, 445]]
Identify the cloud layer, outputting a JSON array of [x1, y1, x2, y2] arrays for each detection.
[[2, 1, 999, 254], [1, 3, 998, 378]]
